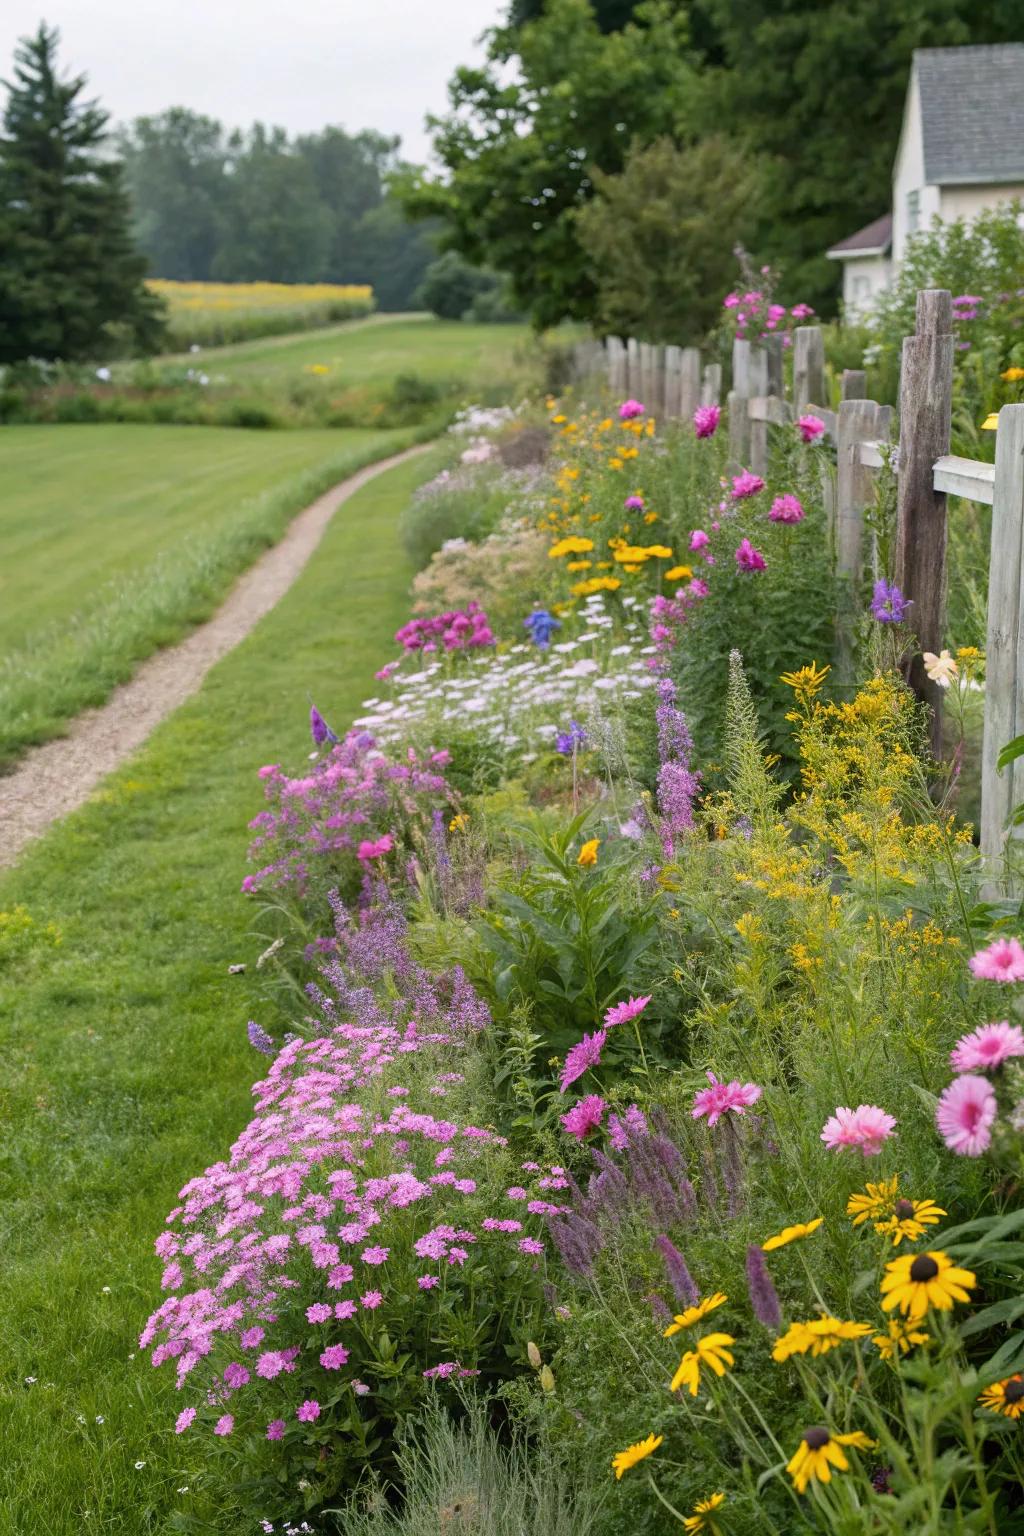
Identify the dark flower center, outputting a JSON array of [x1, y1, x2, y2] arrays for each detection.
[[910, 1255, 939, 1283], [803, 1426, 831, 1450], [895, 1200, 915, 1220], [1005, 1378, 1024, 1404]]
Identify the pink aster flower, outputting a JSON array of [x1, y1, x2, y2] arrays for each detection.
[[559, 1029, 606, 1092], [320, 1344, 350, 1369], [731, 471, 765, 499], [619, 399, 645, 420], [604, 994, 651, 1029], [305, 1303, 331, 1324], [175, 1407, 196, 1434], [936, 1074, 997, 1156], [624, 495, 645, 511], [519, 1237, 544, 1255], [266, 1420, 285, 1441], [214, 1414, 234, 1436], [357, 835, 394, 862], [735, 538, 766, 572], [694, 404, 721, 439], [240, 1327, 265, 1349], [256, 1351, 285, 1380], [296, 1400, 321, 1423], [689, 529, 710, 551], [951, 1021, 1024, 1072], [969, 937, 1024, 982], [790, 303, 815, 320], [360, 1245, 389, 1265], [768, 493, 804, 524], [797, 414, 825, 443], [417, 1275, 439, 1289], [691, 1070, 762, 1126], [361, 1290, 384, 1309], [334, 1301, 356, 1320], [820, 1104, 896, 1156], [560, 1094, 607, 1140]]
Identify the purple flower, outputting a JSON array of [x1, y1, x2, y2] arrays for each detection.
[[309, 704, 339, 747], [214, 1414, 234, 1436], [247, 1019, 275, 1056], [604, 995, 651, 1029], [524, 607, 561, 650], [624, 495, 645, 511], [745, 1243, 782, 1329], [693, 405, 721, 439], [266, 1419, 285, 1441], [654, 1235, 699, 1307], [296, 1400, 321, 1422], [555, 720, 587, 756], [870, 579, 911, 624], [560, 1030, 607, 1092], [175, 1407, 196, 1434], [735, 538, 766, 573], [560, 1095, 607, 1140], [619, 399, 645, 420], [320, 1344, 350, 1369]]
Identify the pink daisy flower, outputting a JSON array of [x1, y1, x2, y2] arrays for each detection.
[[619, 399, 645, 420], [689, 529, 710, 552], [731, 471, 766, 500], [693, 404, 721, 439], [266, 1420, 285, 1440], [820, 1104, 896, 1156], [361, 1290, 384, 1309], [417, 1275, 439, 1289], [936, 1073, 997, 1156], [797, 414, 825, 443], [296, 1400, 321, 1423], [691, 1070, 763, 1127], [968, 937, 1024, 982], [768, 494, 804, 524], [735, 538, 766, 572], [604, 994, 652, 1029], [213, 1414, 234, 1436], [559, 1029, 606, 1093], [560, 1094, 607, 1140], [519, 1237, 545, 1255], [175, 1407, 196, 1434], [951, 1021, 1024, 1072], [320, 1344, 350, 1370], [624, 495, 645, 511]]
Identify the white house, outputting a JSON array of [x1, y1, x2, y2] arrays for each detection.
[[827, 43, 1024, 318]]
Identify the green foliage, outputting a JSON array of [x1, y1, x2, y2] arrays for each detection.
[[399, 463, 524, 570], [0, 25, 165, 363], [577, 135, 768, 344], [416, 252, 511, 322]]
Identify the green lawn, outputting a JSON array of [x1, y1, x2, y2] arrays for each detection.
[[0, 424, 417, 766], [0, 447, 439, 1534]]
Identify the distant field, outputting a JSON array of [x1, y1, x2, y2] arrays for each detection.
[[150, 279, 375, 349]]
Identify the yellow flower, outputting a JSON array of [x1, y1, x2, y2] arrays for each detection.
[[762, 1218, 823, 1252], [670, 1333, 735, 1396], [880, 1250, 976, 1321], [608, 457, 624, 469], [577, 839, 600, 867], [875, 1196, 946, 1246], [786, 1428, 875, 1494], [448, 814, 470, 833], [641, 545, 673, 559], [571, 576, 621, 597], [978, 1375, 1024, 1419], [549, 536, 594, 558], [551, 413, 567, 424], [663, 1293, 727, 1336], [872, 1318, 930, 1359], [846, 1176, 899, 1226], [772, 1317, 871, 1362], [780, 661, 830, 705], [665, 565, 693, 581], [644, 511, 658, 524], [682, 1492, 726, 1532], [611, 1433, 662, 1479], [981, 412, 999, 431], [1001, 366, 1024, 381], [567, 560, 592, 572], [304, 363, 330, 375], [613, 545, 651, 563]]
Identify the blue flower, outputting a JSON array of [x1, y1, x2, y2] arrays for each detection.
[[870, 580, 912, 624], [524, 608, 561, 649], [247, 1020, 275, 1056], [309, 703, 339, 746], [555, 721, 587, 755]]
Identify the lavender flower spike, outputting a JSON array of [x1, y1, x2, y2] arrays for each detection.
[[654, 1235, 699, 1307], [745, 1243, 782, 1329], [309, 703, 339, 746], [246, 1019, 275, 1056]]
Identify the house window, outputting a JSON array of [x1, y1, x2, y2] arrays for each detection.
[[851, 276, 871, 301], [907, 189, 920, 234]]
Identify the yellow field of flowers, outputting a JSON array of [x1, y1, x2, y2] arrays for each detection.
[[149, 280, 376, 350]]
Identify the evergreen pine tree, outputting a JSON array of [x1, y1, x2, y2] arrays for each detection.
[[0, 23, 164, 363]]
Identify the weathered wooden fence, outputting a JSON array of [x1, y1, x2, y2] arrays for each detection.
[[573, 298, 1024, 892]]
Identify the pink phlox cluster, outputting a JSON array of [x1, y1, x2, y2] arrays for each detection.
[[394, 601, 495, 654], [649, 580, 710, 667]]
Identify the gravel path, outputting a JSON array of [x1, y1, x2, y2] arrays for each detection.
[[0, 443, 428, 869]]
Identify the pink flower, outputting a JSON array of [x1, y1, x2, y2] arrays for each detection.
[[797, 414, 825, 443], [417, 1275, 439, 1289], [731, 471, 765, 500], [604, 994, 652, 1029], [361, 1290, 384, 1309], [214, 1414, 234, 1436], [691, 1070, 762, 1127], [559, 1029, 606, 1092], [306, 1303, 331, 1324], [356, 835, 394, 862], [693, 404, 721, 439], [334, 1300, 356, 1320], [689, 529, 710, 552], [936, 1074, 997, 1156], [175, 1407, 196, 1434], [240, 1327, 265, 1349], [519, 1237, 544, 1255], [951, 1021, 1024, 1072], [256, 1351, 285, 1379], [266, 1419, 285, 1440], [969, 937, 1024, 982], [820, 1104, 896, 1156], [320, 1345, 350, 1369], [735, 538, 766, 572], [296, 1400, 321, 1422], [360, 1245, 389, 1265], [560, 1094, 607, 1140], [624, 495, 645, 511], [619, 399, 645, 420], [768, 494, 804, 524], [790, 303, 815, 320]]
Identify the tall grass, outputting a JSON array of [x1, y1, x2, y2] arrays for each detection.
[[149, 279, 376, 350]]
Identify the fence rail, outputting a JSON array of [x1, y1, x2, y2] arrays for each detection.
[[573, 300, 1024, 893]]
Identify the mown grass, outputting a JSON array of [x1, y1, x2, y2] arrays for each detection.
[[0, 424, 421, 768], [0, 447, 440, 1534]]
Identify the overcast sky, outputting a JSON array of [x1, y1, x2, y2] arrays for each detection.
[[0, 0, 506, 161]]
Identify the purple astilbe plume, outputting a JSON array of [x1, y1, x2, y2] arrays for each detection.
[[627, 1137, 688, 1226], [608, 1104, 649, 1149], [647, 1292, 673, 1325], [246, 1020, 275, 1056], [718, 1118, 745, 1217], [548, 1212, 603, 1277], [745, 1243, 782, 1329], [589, 1148, 630, 1214], [699, 1146, 721, 1212], [309, 703, 339, 747], [655, 678, 701, 856], [654, 1236, 699, 1308]]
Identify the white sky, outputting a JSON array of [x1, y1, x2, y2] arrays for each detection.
[[0, 0, 505, 162]]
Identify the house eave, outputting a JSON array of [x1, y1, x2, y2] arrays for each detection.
[[826, 245, 890, 261], [931, 171, 1024, 188]]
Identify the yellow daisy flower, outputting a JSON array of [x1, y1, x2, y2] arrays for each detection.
[[577, 839, 600, 867], [872, 1318, 930, 1359], [786, 1428, 875, 1494], [1001, 366, 1024, 381], [665, 565, 693, 581], [448, 814, 470, 833], [611, 1432, 663, 1479], [846, 1176, 899, 1226], [875, 1196, 946, 1246], [978, 1375, 1024, 1419], [880, 1250, 976, 1321], [762, 1217, 824, 1252], [663, 1293, 727, 1336], [670, 1333, 735, 1396], [682, 1492, 726, 1532], [772, 1317, 871, 1363]]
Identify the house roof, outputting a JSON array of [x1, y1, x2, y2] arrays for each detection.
[[915, 44, 1024, 186], [826, 213, 892, 261]]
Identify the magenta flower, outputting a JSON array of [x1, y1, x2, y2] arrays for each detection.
[[519, 1237, 544, 1255], [694, 404, 721, 439], [619, 399, 645, 420], [305, 1303, 331, 1324], [790, 303, 815, 320], [820, 1104, 896, 1156], [320, 1344, 350, 1369], [417, 1275, 439, 1289], [559, 1029, 606, 1093], [608, 1103, 648, 1150], [797, 414, 825, 443], [735, 538, 766, 572], [604, 994, 652, 1029], [951, 1021, 1024, 1072], [624, 495, 645, 511], [266, 1419, 285, 1441], [731, 471, 766, 500], [214, 1414, 234, 1436], [175, 1407, 196, 1434], [691, 1070, 762, 1126], [689, 529, 710, 552], [768, 494, 804, 524], [936, 1074, 997, 1156], [360, 1245, 389, 1265], [361, 1290, 384, 1309], [296, 1400, 321, 1422], [560, 1094, 607, 1140], [356, 834, 394, 862], [969, 937, 1024, 982]]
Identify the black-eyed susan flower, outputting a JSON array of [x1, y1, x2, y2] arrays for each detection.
[[872, 1318, 930, 1359], [663, 1293, 727, 1336], [876, 1196, 946, 1246], [978, 1375, 1024, 1419], [786, 1427, 875, 1493], [611, 1433, 663, 1478], [880, 1250, 976, 1321], [670, 1333, 735, 1396], [772, 1317, 871, 1362], [846, 1175, 899, 1226], [682, 1492, 726, 1532], [762, 1217, 823, 1252]]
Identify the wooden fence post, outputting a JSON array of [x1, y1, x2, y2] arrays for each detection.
[[793, 326, 826, 413], [626, 337, 640, 398], [606, 336, 627, 395], [701, 363, 722, 407], [680, 346, 701, 422], [841, 369, 867, 400], [729, 338, 755, 467], [663, 345, 682, 418], [981, 404, 1024, 890], [835, 398, 889, 685], [747, 346, 771, 477], [893, 288, 954, 749], [653, 344, 667, 417]]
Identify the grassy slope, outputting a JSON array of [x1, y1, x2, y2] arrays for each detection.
[[0, 448, 438, 1534]]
